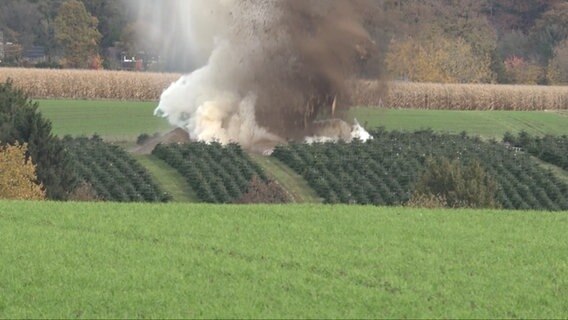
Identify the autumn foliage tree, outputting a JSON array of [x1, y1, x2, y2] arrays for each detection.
[[0, 142, 45, 200], [54, 0, 102, 69], [547, 40, 568, 84], [530, 2, 568, 65], [0, 80, 78, 200], [503, 55, 544, 84], [385, 35, 494, 83]]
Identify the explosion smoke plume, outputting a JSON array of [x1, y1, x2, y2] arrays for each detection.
[[149, 0, 377, 150]]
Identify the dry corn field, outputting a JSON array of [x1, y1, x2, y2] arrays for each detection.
[[352, 81, 568, 110], [1, 68, 567, 110], [0, 68, 180, 101]]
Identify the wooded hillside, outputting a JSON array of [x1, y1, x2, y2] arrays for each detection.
[[1, 0, 568, 83]]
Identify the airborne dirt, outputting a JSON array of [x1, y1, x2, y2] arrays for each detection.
[[152, 0, 380, 152]]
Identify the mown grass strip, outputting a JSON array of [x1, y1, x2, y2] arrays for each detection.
[[249, 153, 321, 203], [1, 201, 567, 319], [532, 157, 568, 185], [133, 154, 199, 202]]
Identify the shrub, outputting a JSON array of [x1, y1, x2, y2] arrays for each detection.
[[68, 181, 99, 202], [137, 133, 151, 145], [0, 142, 45, 200], [413, 157, 499, 209], [234, 176, 291, 204]]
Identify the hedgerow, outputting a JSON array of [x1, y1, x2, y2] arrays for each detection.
[[272, 129, 568, 210], [64, 136, 169, 202]]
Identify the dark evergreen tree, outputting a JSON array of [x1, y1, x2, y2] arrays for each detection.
[[0, 80, 78, 199]]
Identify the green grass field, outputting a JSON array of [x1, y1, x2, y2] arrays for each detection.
[[351, 108, 568, 139], [37, 100, 567, 142], [37, 100, 173, 141], [1, 201, 567, 319]]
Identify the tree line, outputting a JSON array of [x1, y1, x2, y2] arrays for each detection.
[[1, 0, 568, 83], [0, 0, 134, 69], [379, 0, 568, 84]]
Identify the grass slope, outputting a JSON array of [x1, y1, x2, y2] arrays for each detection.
[[1, 201, 567, 319], [37, 99, 172, 141], [532, 157, 568, 185], [351, 108, 568, 138], [249, 153, 321, 203], [133, 154, 199, 202]]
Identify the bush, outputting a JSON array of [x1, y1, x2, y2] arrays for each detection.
[[68, 181, 99, 202], [137, 133, 151, 145], [0, 142, 45, 200], [234, 176, 291, 204], [413, 157, 499, 209]]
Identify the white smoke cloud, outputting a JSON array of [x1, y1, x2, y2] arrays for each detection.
[[154, 1, 285, 150]]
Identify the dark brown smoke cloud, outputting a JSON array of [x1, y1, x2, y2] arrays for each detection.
[[237, 0, 381, 138]]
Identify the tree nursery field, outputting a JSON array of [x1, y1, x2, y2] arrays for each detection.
[[0, 202, 567, 319]]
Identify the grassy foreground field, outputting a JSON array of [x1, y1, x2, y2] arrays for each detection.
[[37, 100, 567, 142], [1, 201, 567, 318]]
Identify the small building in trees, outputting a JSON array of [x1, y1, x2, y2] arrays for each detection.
[[22, 46, 47, 64]]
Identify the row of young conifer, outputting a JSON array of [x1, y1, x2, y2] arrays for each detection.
[[272, 129, 568, 210], [152, 142, 272, 203], [504, 131, 568, 170], [64, 136, 169, 202]]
